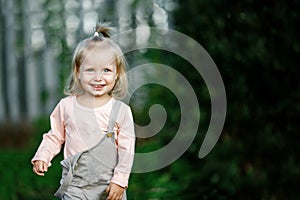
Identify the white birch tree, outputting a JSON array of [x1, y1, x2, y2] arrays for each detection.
[[3, 0, 20, 121]]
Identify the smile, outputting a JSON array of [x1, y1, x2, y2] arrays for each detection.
[[92, 84, 105, 90]]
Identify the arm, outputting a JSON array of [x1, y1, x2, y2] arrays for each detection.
[[110, 105, 135, 188], [31, 101, 65, 172]]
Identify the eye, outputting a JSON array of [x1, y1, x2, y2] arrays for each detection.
[[103, 68, 112, 73], [86, 68, 94, 72]]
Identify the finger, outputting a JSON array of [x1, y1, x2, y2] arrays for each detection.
[[106, 191, 116, 200], [105, 186, 111, 200], [106, 192, 112, 200], [37, 161, 45, 172], [105, 185, 110, 194], [33, 166, 45, 176], [36, 171, 45, 176], [33, 161, 46, 175], [42, 162, 48, 172], [109, 192, 123, 200], [115, 194, 123, 200], [116, 192, 123, 200]]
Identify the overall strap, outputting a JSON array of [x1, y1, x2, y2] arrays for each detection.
[[106, 99, 122, 138]]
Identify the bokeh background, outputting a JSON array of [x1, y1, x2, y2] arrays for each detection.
[[1, 0, 299, 199]]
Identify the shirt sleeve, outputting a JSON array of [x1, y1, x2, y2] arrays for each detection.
[[31, 100, 65, 166], [110, 104, 135, 188]]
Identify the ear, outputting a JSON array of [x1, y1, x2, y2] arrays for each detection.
[[115, 66, 119, 80]]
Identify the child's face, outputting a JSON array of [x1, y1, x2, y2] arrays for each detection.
[[78, 48, 117, 98]]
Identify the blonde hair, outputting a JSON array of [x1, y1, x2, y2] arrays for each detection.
[[64, 22, 128, 99]]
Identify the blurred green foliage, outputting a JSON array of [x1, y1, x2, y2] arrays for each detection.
[[172, 0, 300, 199], [1, 0, 300, 199]]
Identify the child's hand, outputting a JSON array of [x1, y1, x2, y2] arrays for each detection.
[[32, 160, 48, 176], [105, 182, 125, 200]]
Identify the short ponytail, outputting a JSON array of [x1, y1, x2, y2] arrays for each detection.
[[92, 22, 114, 41]]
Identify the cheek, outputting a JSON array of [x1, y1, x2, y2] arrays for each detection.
[[108, 78, 116, 85], [104, 74, 117, 82], [80, 73, 94, 82]]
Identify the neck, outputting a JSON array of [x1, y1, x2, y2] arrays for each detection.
[[76, 94, 112, 108]]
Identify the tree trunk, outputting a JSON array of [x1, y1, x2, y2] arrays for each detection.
[[3, 0, 20, 121], [23, 0, 41, 120]]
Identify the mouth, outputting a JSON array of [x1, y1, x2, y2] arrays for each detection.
[[92, 84, 105, 91]]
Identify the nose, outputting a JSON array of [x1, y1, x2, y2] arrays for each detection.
[[95, 71, 103, 81]]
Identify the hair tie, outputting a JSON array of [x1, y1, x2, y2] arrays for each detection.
[[93, 32, 104, 41], [94, 32, 99, 37]]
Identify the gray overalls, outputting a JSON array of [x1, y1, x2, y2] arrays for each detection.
[[54, 100, 126, 200]]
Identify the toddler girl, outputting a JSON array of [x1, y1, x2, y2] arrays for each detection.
[[32, 22, 135, 200]]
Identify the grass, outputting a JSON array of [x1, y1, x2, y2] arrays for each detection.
[[0, 149, 63, 200]]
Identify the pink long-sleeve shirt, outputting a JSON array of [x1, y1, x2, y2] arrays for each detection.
[[31, 96, 135, 188]]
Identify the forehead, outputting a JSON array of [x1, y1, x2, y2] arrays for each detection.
[[82, 46, 116, 67]]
